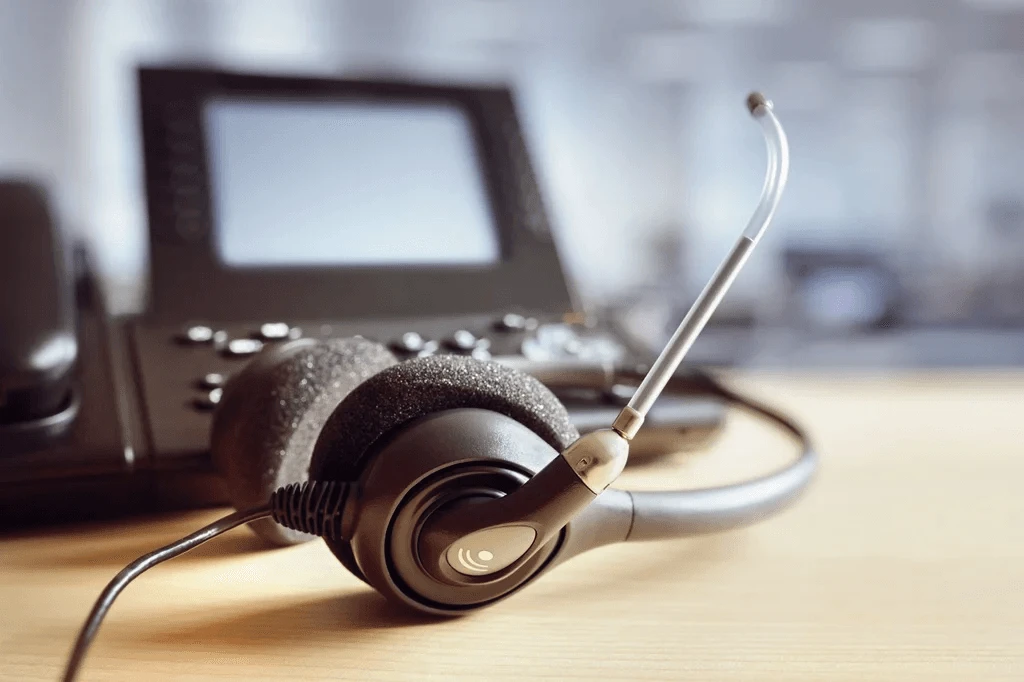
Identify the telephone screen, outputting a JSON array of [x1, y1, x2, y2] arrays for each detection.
[[203, 98, 501, 268]]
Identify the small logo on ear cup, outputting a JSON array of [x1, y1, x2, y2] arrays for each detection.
[[446, 525, 536, 577], [456, 548, 493, 573]]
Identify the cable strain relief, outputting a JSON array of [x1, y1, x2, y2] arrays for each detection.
[[269, 480, 354, 540]]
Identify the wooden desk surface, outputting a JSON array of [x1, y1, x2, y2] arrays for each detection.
[[2, 373, 1022, 681]]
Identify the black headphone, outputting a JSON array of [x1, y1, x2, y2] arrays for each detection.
[[210, 337, 816, 611], [62, 93, 815, 680]]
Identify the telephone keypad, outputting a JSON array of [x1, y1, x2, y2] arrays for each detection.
[[142, 316, 635, 445]]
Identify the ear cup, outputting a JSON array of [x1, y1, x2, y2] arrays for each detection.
[[211, 337, 397, 546], [308, 354, 579, 579]]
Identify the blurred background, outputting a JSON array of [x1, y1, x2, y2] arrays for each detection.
[[3, 0, 1024, 368]]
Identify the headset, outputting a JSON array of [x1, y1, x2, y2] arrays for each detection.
[[62, 92, 816, 681]]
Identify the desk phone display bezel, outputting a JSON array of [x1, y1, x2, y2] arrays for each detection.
[[137, 66, 576, 323]]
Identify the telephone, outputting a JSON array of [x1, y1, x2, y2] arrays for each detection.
[[0, 181, 79, 444], [0, 67, 728, 528], [0, 180, 133, 524]]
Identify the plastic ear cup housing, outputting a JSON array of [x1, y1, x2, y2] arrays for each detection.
[[308, 354, 579, 591], [335, 408, 568, 614], [210, 337, 397, 546]]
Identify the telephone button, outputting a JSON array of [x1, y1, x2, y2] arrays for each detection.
[[494, 313, 538, 332], [193, 387, 223, 411], [177, 325, 214, 344], [389, 332, 439, 357], [444, 329, 478, 352], [390, 331, 426, 353], [258, 322, 298, 341], [416, 340, 440, 357], [223, 338, 264, 357], [495, 313, 526, 332]]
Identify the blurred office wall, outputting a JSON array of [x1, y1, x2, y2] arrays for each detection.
[[2, 0, 1024, 367]]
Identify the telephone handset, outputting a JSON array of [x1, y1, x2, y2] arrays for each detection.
[[0, 180, 81, 450]]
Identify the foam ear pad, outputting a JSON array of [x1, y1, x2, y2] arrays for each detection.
[[310, 354, 580, 483], [211, 337, 397, 546], [308, 354, 579, 581]]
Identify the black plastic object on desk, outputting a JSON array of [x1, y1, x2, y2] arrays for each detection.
[[0, 181, 80, 451]]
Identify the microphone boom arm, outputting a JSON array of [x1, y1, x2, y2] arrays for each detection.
[[612, 92, 791, 440]]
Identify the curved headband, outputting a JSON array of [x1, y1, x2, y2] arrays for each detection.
[[622, 381, 818, 540], [497, 357, 818, 540]]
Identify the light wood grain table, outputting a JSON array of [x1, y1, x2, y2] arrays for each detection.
[[2, 373, 1022, 680]]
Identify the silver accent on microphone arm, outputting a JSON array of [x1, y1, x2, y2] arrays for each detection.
[[560, 428, 631, 494], [612, 92, 790, 440]]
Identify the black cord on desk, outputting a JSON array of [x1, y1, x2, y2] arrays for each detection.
[[62, 479, 354, 681], [61, 505, 272, 682]]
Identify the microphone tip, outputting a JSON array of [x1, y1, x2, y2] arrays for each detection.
[[746, 92, 772, 115]]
